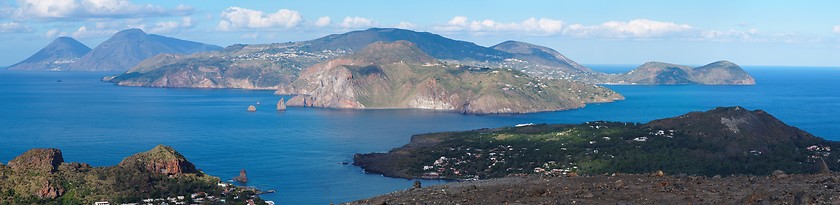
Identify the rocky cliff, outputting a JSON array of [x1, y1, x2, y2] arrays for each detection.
[[118, 144, 198, 175], [276, 41, 623, 114], [7, 148, 64, 174], [0, 145, 230, 204]]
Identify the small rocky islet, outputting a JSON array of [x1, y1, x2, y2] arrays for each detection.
[[0, 145, 271, 205]]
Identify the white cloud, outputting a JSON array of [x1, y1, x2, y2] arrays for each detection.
[[701, 29, 758, 41], [435, 16, 564, 35], [565, 19, 694, 38], [340, 16, 377, 28], [449, 16, 468, 26], [71, 26, 118, 38], [0, 22, 31, 32], [217, 7, 303, 31], [435, 17, 699, 38], [14, 0, 191, 20], [148, 17, 194, 34], [315, 16, 331, 27], [396, 21, 416, 29], [834, 25, 840, 34]]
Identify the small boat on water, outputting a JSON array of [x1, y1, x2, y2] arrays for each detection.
[[515, 123, 534, 127]]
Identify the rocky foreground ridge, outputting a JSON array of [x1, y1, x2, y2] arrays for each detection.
[[347, 172, 840, 204], [0, 145, 268, 204], [275, 41, 623, 114]]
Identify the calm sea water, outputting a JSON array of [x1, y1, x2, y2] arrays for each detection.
[[1, 66, 838, 204]]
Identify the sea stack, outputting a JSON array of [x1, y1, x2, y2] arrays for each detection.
[[247, 105, 256, 112], [233, 169, 248, 183], [276, 99, 286, 111]]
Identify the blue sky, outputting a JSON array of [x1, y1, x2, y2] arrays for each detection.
[[1, 0, 839, 67]]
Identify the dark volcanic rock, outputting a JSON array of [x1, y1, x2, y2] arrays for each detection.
[[7, 148, 64, 173], [346, 174, 840, 205], [118, 144, 197, 175], [644, 106, 818, 150]]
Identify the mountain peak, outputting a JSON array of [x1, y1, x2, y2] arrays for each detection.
[[491, 40, 591, 73], [113, 28, 147, 37], [700, 60, 739, 68], [645, 106, 814, 145], [65, 29, 221, 71], [6, 36, 91, 71], [7, 148, 64, 173]]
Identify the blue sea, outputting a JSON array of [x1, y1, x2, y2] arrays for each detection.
[[1, 66, 838, 204]]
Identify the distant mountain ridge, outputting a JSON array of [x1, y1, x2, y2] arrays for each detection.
[[60, 29, 222, 71], [106, 28, 594, 89], [6, 37, 91, 71], [276, 41, 623, 114]]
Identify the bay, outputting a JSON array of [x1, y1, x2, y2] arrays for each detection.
[[0, 66, 838, 204]]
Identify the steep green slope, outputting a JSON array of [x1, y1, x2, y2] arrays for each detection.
[[354, 107, 836, 179]]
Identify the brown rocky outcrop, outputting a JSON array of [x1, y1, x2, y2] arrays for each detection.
[[7, 148, 64, 174], [36, 179, 65, 199], [276, 99, 286, 111], [118, 145, 197, 175], [233, 169, 248, 183]]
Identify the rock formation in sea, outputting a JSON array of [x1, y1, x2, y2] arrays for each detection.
[[233, 169, 248, 183], [247, 105, 257, 112], [276, 99, 286, 111]]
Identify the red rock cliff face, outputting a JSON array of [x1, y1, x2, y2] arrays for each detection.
[[118, 145, 198, 175], [7, 148, 64, 174], [36, 179, 65, 199]]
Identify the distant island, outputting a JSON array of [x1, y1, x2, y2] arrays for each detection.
[[354, 106, 836, 180], [4, 37, 91, 71], [601, 61, 756, 85], [0, 145, 270, 205], [7, 29, 221, 72]]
